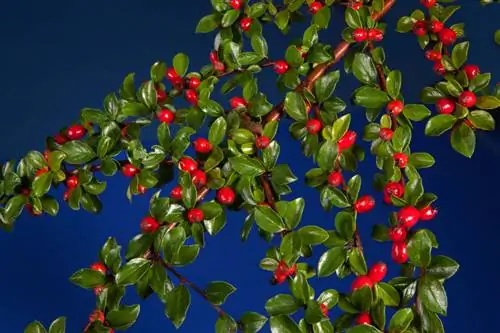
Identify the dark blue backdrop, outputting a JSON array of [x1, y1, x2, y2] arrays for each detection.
[[1, 1, 499, 332]]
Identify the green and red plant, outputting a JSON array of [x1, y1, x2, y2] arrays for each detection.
[[4, 0, 499, 332]]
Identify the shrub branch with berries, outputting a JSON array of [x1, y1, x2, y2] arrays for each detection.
[[6, 0, 499, 332]]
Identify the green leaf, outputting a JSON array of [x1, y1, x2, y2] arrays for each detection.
[[269, 315, 301, 333], [403, 104, 431, 122], [276, 198, 305, 230], [409, 153, 435, 169], [222, 9, 240, 27], [216, 315, 238, 333], [331, 114, 351, 142], [427, 255, 460, 280], [318, 247, 345, 277], [173, 53, 189, 77], [32, 172, 53, 197], [304, 300, 324, 324], [353, 86, 389, 109], [299, 226, 329, 245], [122, 102, 151, 117], [240, 312, 268, 333], [314, 70, 340, 102], [469, 73, 491, 92], [349, 247, 367, 275], [69, 268, 106, 289], [451, 122, 476, 158], [317, 289, 339, 308], [388, 308, 414, 332], [375, 282, 400, 307], [48, 317, 66, 333], [251, 35, 268, 57], [265, 294, 300, 316], [312, 6, 331, 29], [424, 115, 457, 136], [345, 7, 362, 28], [209, 116, 227, 146], [352, 53, 377, 85], [469, 110, 495, 130], [59, 141, 96, 164], [284, 91, 307, 122], [196, 14, 220, 33], [475, 96, 500, 110], [115, 258, 151, 286], [24, 322, 47, 333], [107, 305, 141, 330], [229, 155, 266, 177], [165, 285, 191, 328], [126, 234, 153, 260], [206, 281, 236, 305], [496, 29, 500, 45], [451, 41, 469, 68], [254, 206, 286, 233], [335, 211, 355, 240], [317, 140, 338, 171], [275, 10, 290, 31], [418, 276, 448, 315], [407, 230, 432, 268], [386, 70, 402, 100]]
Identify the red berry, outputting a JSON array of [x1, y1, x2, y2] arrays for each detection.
[[192, 169, 207, 187], [433, 61, 446, 75], [255, 136, 271, 150], [435, 98, 455, 114], [54, 134, 68, 145], [90, 262, 107, 274], [429, 20, 444, 33], [463, 64, 480, 80], [156, 88, 167, 101], [387, 100, 404, 116], [187, 208, 204, 223], [338, 130, 357, 151], [214, 61, 225, 73], [356, 312, 372, 325], [398, 206, 421, 229], [140, 216, 160, 233], [420, 0, 436, 8], [413, 21, 427, 37], [35, 167, 49, 177], [121, 125, 129, 138], [20, 188, 31, 196], [229, 97, 248, 110], [306, 119, 322, 134], [229, 0, 242, 10], [320, 303, 329, 317], [388, 226, 407, 242], [458, 91, 476, 108], [392, 242, 409, 264], [352, 28, 368, 43], [66, 175, 79, 189], [66, 124, 86, 141], [209, 51, 219, 64], [170, 185, 183, 200], [384, 182, 404, 204], [89, 310, 105, 323], [352, 275, 373, 291], [217, 187, 236, 205], [193, 138, 213, 154], [94, 286, 105, 296], [354, 195, 375, 214], [327, 171, 343, 187], [185, 89, 199, 105], [137, 184, 146, 194], [368, 28, 384, 42], [425, 49, 442, 62], [63, 189, 71, 201], [379, 128, 393, 141], [439, 28, 457, 45], [240, 17, 253, 31], [420, 206, 438, 221], [393, 152, 409, 168], [273, 60, 289, 75], [368, 262, 387, 283], [188, 77, 201, 90], [309, 1, 323, 14], [178, 157, 198, 174], [122, 163, 139, 177], [157, 108, 175, 124], [166, 67, 181, 84], [351, 1, 362, 10]]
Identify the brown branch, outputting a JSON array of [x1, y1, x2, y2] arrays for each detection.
[[259, 174, 276, 208]]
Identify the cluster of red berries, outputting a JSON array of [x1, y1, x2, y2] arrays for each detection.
[[85, 308, 114, 333], [273, 260, 297, 284], [209, 50, 226, 73], [435, 89, 478, 115], [388, 205, 438, 263], [352, 27, 384, 43], [53, 124, 88, 145], [350, 262, 387, 325]]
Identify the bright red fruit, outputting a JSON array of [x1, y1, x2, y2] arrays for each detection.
[[368, 28, 384, 42], [178, 157, 198, 174], [273, 60, 289, 75], [166, 67, 181, 84], [188, 77, 201, 90], [229, 0, 241, 10], [90, 262, 107, 274], [140, 216, 160, 233], [425, 49, 442, 62], [309, 1, 323, 14], [388, 226, 407, 242], [387, 100, 404, 116], [392, 242, 409, 264], [54, 134, 68, 145], [217, 187, 236, 205], [420, 206, 438, 221], [354, 195, 375, 214], [429, 20, 444, 33], [63, 189, 71, 201], [156, 88, 166, 102], [420, 0, 436, 8], [170, 185, 182, 200], [240, 17, 253, 31], [93, 286, 104, 296], [327, 171, 343, 187], [368, 262, 387, 283], [320, 303, 329, 317], [384, 181, 404, 204], [356, 312, 372, 325], [435, 98, 455, 114], [379, 128, 393, 141], [463, 64, 480, 80], [192, 169, 207, 187], [439, 28, 457, 45], [137, 184, 146, 194], [122, 163, 139, 177], [193, 138, 213, 154], [352, 28, 368, 43], [185, 89, 199, 105], [255, 136, 271, 149], [229, 97, 248, 109], [89, 309, 105, 323], [214, 61, 225, 72], [187, 208, 204, 223], [458, 91, 477, 108], [66, 124, 86, 140], [393, 152, 409, 168], [66, 175, 79, 189], [337, 130, 357, 151], [413, 21, 427, 36], [157, 108, 175, 124], [398, 206, 421, 229], [433, 61, 445, 75], [306, 119, 322, 134], [352, 275, 373, 291]]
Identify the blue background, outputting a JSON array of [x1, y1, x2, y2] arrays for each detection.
[[0, 1, 499, 332]]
